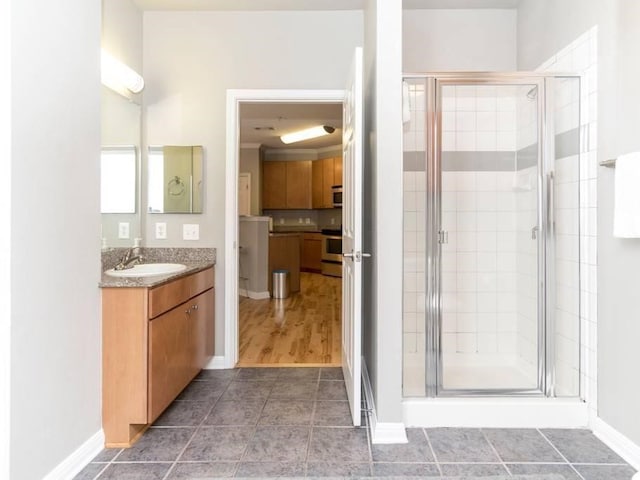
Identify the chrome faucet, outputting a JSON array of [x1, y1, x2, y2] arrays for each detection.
[[114, 246, 143, 270]]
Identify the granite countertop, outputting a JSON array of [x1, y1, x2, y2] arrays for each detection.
[[99, 247, 216, 289], [99, 261, 215, 289]]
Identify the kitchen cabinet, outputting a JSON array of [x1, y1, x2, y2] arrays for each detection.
[[268, 233, 301, 294], [311, 156, 343, 209], [262, 161, 287, 209], [301, 232, 323, 272], [102, 267, 214, 447], [333, 155, 343, 186], [285, 160, 312, 209], [262, 160, 311, 209]]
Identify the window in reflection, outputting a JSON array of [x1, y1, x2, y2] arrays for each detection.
[[100, 146, 137, 214]]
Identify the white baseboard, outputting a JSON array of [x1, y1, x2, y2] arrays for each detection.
[[43, 429, 104, 480], [403, 397, 588, 428], [238, 289, 270, 300], [591, 415, 640, 471], [203, 356, 227, 369], [361, 358, 408, 444]]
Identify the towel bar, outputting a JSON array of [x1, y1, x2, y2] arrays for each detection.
[[600, 158, 616, 168]]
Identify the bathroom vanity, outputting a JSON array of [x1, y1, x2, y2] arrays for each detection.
[[100, 262, 215, 447]]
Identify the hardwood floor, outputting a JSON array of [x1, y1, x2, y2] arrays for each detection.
[[238, 272, 342, 366]]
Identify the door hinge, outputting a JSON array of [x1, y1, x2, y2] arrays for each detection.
[[438, 230, 449, 244]]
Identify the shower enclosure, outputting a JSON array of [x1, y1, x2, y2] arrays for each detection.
[[403, 73, 582, 398]]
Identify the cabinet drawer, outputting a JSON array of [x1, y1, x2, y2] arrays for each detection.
[[148, 268, 214, 319]]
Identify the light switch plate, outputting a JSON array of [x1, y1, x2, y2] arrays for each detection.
[[118, 222, 130, 239], [183, 224, 200, 241], [155, 222, 167, 239]]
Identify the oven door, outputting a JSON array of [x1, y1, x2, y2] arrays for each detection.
[[321, 235, 343, 277]]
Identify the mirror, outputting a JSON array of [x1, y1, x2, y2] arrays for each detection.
[[147, 145, 203, 213], [101, 87, 141, 247]]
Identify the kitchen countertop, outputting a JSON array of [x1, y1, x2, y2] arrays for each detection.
[[99, 261, 215, 289]]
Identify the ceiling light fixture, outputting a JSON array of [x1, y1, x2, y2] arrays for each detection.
[[280, 125, 335, 145], [101, 49, 145, 96]]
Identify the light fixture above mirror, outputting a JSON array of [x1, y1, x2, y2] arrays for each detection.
[[101, 49, 145, 97]]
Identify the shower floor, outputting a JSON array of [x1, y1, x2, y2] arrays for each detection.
[[443, 360, 537, 391]]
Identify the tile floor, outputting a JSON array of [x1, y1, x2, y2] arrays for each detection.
[[75, 368, 637, 479]]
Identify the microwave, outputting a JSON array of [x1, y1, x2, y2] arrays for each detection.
[[332, 185, 342, 208]]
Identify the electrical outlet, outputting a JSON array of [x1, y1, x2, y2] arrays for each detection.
[[330, 218, 335, 225], [118, 222, 130, 239], [155, 222, 167, 239], [298, 218, 303, 224], [305, 218, 310, 224], [183, 224, 200, 241]]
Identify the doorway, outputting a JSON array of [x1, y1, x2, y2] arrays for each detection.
[[224, 90, 347, 370]]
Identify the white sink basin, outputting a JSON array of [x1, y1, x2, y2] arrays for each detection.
[[105, 263, 187, 278]]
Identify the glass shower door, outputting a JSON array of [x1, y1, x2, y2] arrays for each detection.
[[437, 81, 544, 393]]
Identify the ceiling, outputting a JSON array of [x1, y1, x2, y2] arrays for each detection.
[[239, 103, 343, 149], [134, 0, 519, 10]]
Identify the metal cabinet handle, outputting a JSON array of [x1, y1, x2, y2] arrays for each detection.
[[342, 251, 371, 262]]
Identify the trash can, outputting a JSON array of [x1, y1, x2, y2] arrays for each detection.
[[272, 269, 290, 299]]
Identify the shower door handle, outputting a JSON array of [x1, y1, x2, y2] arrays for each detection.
[[531, 226, 539, 240], [547, 172, 555, 235]]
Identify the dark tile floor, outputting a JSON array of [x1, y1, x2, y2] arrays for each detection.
[[75, 368, 637, 479]]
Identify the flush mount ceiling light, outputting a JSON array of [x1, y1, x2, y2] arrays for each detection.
[[280, 125, 335, 145], [101, 49, 145, 96]]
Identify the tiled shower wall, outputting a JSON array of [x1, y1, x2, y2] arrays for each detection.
[[537, 27, 599, 404]]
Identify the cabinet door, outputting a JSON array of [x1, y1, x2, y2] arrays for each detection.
[[321, 158, 334, 208], [262, 161, 287, 209], [311, 159, 323, 208], [301, 234, 323, 272], [333, 155, 343, 187], [286, 160, 312, 209], [148, 292, 208, 422]]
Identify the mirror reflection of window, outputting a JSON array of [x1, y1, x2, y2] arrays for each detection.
[[100, 146, 136, 214], [147, 145, 203, 214]]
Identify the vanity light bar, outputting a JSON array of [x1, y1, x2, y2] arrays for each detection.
[[101, 49, 145, 95]]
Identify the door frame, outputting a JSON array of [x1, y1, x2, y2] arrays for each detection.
[[224, 89, 345, 368]]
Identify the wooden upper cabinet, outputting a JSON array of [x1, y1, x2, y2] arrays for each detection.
[[333, 156, 343, 187], [312, 159, 323, 209], [322, 158, 334, 208], [262, 161, 287, 209], [285, 160, 312, 209]]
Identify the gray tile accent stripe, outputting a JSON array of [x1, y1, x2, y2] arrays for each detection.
[[516, 143, 538, 170], [555, 127, 580, 159], [403, 151, 426, 171], [442, 151, 516, 172]]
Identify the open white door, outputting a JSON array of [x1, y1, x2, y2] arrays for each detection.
[[342, 47, 364, 427]]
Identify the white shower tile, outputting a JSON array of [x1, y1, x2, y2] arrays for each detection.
[[456, 131, 477, 152], [477, 232, 497, 251], [477, 252, 497, 272], [457, 333, 477, 353], [457, 232, 477, 252], [457, 272, 477, 292], [442, 131, 456, 151], [476, 212, 497, 232], [476, 111, 497, 131], [476, 131, 497, 151], [457, 212, 478, 232], [457, 172, 477, 191], [476, 172, 498, 192], [442, 172, 456, 192], [456, 191, 477, 211], [477, 292, 497, 313], [476, 191, 497, 211], [457, 293, 477, 313], [477, 313, 497, 332], [404, 191, 417, 212], [496, 131, 516, 151], [442, 112, 456, 131], [457, 252, 477, 272], [403, 171, 416, 192], [478, 333, 498, 353], [457, 313, 477, 332], [442, 313, 457, 333], [477, 272, 497, 292]]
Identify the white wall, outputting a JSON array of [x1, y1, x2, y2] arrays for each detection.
[[518, 0, 640, 447], [239, 146, 261, 216], [1, 0, 11, 475], [362, 0, 405, 426], [102, 0, 143, 73], [143, 10, 363, 355], [403, 9, 517, 72], [10, 0, 102, 477]]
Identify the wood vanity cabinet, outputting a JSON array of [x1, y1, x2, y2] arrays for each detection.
[[102, 267, 215, 447]]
